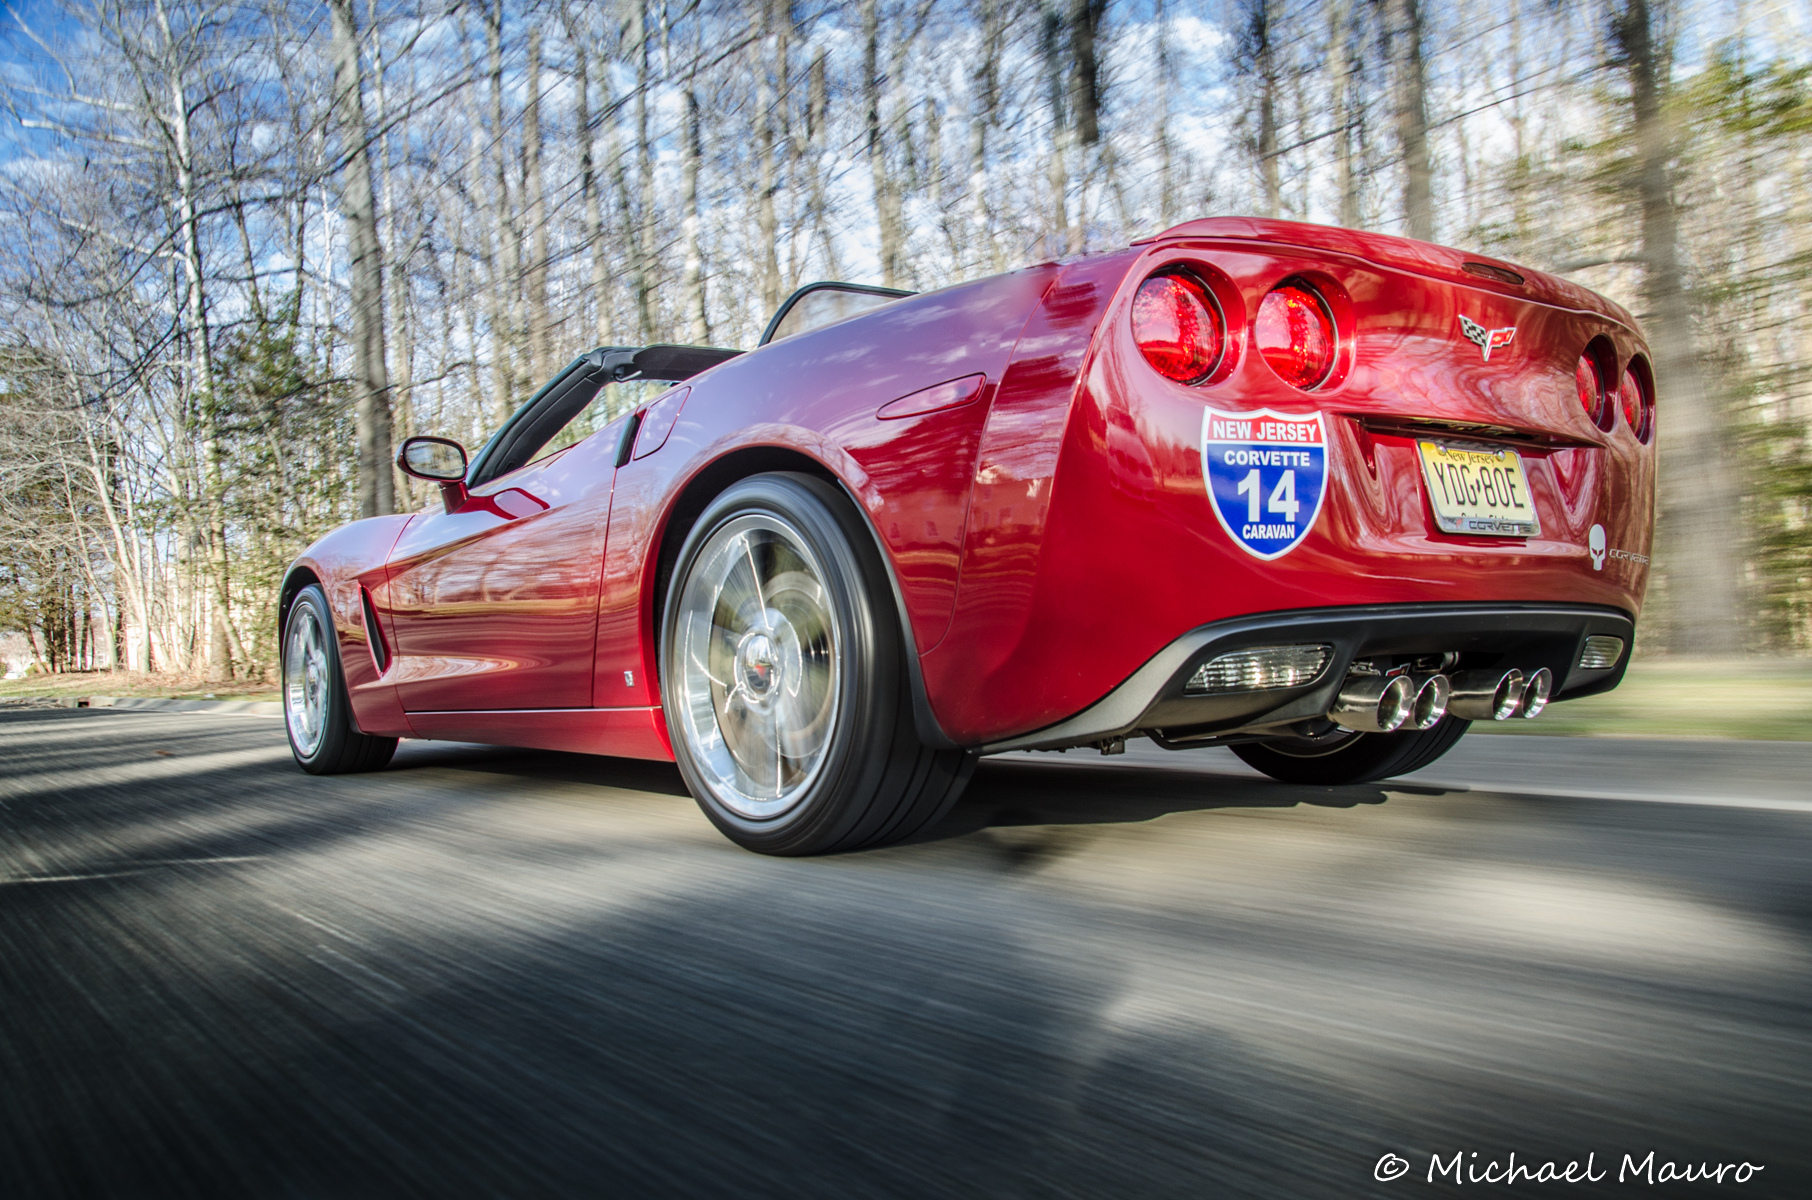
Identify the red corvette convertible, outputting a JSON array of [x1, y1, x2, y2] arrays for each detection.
[[280, 217, 1654, 854]]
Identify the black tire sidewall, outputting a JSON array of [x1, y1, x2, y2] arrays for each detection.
[[284, 584, 359, 775], [1232, 716, 1472, 786], [660, 473, 903, 854]]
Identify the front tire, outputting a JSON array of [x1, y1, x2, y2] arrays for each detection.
[[660, 473, 973, 855], [283, 584, 398, 775], [1231, 716, 1470, 786]]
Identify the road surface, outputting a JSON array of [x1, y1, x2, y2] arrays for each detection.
[[3, 705, 1808, 1197]]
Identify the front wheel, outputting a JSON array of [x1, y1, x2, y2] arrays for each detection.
[[1230, 716, 1470, 786], [660, 473, 973, 855], [283, 584, 398, 775]]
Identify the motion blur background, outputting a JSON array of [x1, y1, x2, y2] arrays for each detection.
[[0, 0, 1807, 684]]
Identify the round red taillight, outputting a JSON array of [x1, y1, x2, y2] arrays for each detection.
[[1256, 283, 1336, 389], [1575, 353, 1608, 426], [1619, 366, 1653, 442], [1132, 272, 1224, 384]]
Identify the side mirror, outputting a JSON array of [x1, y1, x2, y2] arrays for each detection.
[[397, 436, 470, 513]]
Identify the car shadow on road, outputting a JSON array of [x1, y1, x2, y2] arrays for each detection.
[[914, 756, 1424, 848], [384, 738, 1446, 850], [387, 739, 695, 797]]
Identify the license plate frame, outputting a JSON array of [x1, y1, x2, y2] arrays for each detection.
[[1416, 440, 1540, 538]]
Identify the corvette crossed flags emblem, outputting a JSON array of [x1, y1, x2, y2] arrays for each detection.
[[1457, 314, 1517, 361]]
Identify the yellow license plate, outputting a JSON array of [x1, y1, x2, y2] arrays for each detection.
[[1417, 441, 1540, 537]]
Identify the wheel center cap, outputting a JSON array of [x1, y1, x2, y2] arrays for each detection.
[[739, 632, 778, 695]]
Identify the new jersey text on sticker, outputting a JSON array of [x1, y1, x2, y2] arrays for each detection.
[[1201, 409, 1329, 560]]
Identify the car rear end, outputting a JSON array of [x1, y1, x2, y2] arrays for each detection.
[[919, 217, 1655, 752]]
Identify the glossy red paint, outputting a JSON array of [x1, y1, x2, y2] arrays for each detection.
[[283, 217, 1654, 759], [281, 513, 413, 738], [589, 262, 1058, 713], [403, 707, 672, 760], [383, 424, 616, 715], [631, 386, 689, 459]]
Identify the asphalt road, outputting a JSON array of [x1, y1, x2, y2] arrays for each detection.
[[3, 706, 1808, 1198]]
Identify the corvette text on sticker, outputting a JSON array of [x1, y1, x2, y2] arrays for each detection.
[[1201, 409, 1328, 560]]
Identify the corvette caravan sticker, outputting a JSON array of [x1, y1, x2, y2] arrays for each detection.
[[1202, 408, 1328, 560]]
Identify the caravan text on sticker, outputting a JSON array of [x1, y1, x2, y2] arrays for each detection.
[[1201, 409, 1329, 561]]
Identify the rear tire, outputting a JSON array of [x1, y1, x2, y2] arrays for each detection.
[[1231, 716, 1470, 786], [660, 473, 973, 855], [283, 584, 398, 775]]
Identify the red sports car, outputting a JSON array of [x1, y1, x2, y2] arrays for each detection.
[[280, 217, 1654, 855]]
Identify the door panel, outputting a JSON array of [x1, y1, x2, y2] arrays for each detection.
[[385, 432, 618, 712]]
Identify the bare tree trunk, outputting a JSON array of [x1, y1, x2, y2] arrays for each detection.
[[563, 6, 609, 345], [1252, 0, 1280, 217], [862, 0, 901, 286], [1329, 0, 1358, 227], [805, 48, 839, 279], [605, 58, 635, 343], [757, 0, 782, 312], [486, 0, 521, 421], [1388, 0, 1432, 240], [1042, 1, 1070, 252], [1614, 0, 1744, 652], [329, 0, 393, 520], [1155, 0, 1175, 227], [630, 0, 657, 341], [682, 86, 709, 340], [969, 0, 1001, 269], [525, 26, 551, 379], [1507, 0, 1529, 239], [371, 6, 413, 502], [1066, 0, 1107, 253], [155, 0, 234, 680]]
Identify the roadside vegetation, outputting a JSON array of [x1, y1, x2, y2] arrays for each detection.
[[7, 660, 1810, 741], [1465, 659, 1812, 742], [2, 0, 1808, 684]]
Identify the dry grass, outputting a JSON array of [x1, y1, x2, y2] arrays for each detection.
[[0, 670, 280, 704], [1473, 657, 1812, 741]]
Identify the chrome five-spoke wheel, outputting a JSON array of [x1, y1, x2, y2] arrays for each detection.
[[284, 596, 332, 759], [281, 583, 398, 775], [661, 473, 974, 855], [672, 512, 840, 820]]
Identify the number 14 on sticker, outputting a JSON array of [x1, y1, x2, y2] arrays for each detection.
[[1236, 469, 1301, 523]]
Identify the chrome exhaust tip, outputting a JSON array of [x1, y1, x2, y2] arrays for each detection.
[[1329, 674, 1417, 733], [1516, 667, 1553, 718], [1407, 674, 1451, 730], [1447, 669, 1525, 721]]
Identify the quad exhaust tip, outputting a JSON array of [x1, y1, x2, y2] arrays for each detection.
[[1516, 667, 1553, 719], [1330, 674, 1417, 733], [1408, 674, 1451, 730], [1447, 669, 1525, 721]]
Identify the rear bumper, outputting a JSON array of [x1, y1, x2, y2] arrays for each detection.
[[979, 602, 1632, 753]]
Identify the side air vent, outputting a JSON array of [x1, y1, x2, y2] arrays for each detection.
[[361, 587, 391, 673]]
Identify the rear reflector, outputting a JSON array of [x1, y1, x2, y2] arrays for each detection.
[[1618, 366, 1653, 443], [1185, 644, 1332, 695], [1578, 636, 1624, 670], [1576, 353, 1608, 427], [1132, 272, 1224, 384], [1256, 283, 1336, 389]]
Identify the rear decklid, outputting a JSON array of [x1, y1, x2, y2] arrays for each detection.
[[1140, 216, 1639, 335]]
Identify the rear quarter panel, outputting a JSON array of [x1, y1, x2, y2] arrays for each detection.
[[922, 236, 1655, 744], [592, 265, 1061, 710]]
